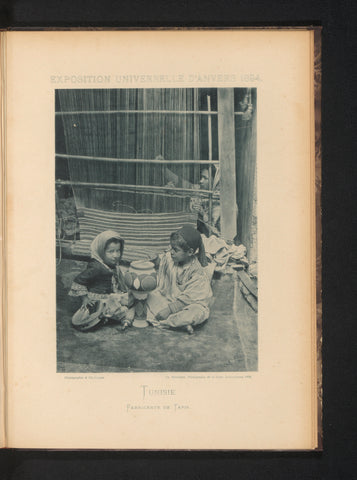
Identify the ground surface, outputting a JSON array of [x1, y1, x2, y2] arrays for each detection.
[[57, 259, 257, 372]]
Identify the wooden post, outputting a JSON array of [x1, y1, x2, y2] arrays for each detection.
[[217, 88, 237, 241], [207, 95, 213, 224]]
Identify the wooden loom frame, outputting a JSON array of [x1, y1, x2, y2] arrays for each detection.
[[55, 88, 252, 249]]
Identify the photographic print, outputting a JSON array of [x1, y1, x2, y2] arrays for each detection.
[[4, 29, 319, 449], [55, 87, 258, 373]]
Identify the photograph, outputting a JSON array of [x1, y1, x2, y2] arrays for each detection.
[[3, 29, 319, 450], [55, 87, 258, 373]]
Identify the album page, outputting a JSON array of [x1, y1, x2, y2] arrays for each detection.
[[4, 29, 319, 449]]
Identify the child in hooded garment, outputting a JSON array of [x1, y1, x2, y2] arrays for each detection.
[[147, 225, 212, 334], [68, 230, 133, 329]]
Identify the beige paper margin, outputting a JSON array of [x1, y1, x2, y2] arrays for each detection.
[[0, 31, 7, 448], [4, 29, 319, 450]]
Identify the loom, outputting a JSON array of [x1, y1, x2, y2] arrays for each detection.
[[55, 88, 254, 262]]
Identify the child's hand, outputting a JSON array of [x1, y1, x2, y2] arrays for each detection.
[[151, 254, 161, 269], [82, 296, 95, 308], [119, 293, 129, 306], [155, 307, 171, 321]]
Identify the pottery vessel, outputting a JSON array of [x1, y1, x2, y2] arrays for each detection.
[[124, 261, 157, 328], [124, 261, 157, 293]]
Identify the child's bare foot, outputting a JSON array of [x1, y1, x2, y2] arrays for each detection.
[[120, 321, 131, 331], [148, 318, 161, 327], [186, 325, 194, 335]]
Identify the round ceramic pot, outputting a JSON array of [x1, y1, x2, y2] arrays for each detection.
[[124, 261, 157, 293], [124, 261, 157, 329]]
